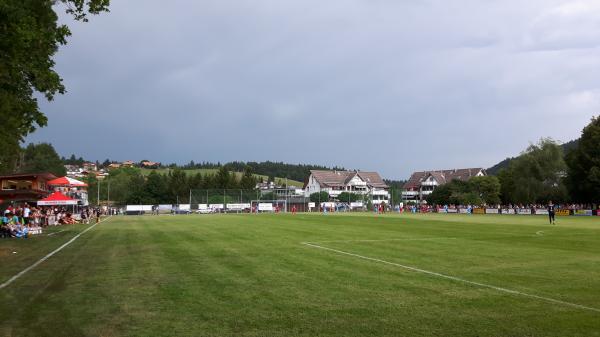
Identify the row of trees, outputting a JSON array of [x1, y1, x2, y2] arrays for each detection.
[[87, 166, 260, 205], [429, 116, 600, 206], [0, 143, 67, 176]]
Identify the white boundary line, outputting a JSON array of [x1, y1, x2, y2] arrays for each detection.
[[302, 242, 600, 313], [313, 237, 456, 244], [47, 229, 66, 236], [0, 216, 112, 290]]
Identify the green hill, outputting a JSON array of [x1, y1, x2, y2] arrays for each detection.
[[139, 168, 304, 187]]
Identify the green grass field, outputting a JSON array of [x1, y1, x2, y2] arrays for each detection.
[[1, 213, 600, 336]]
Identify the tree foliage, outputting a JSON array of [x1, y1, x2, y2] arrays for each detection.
[[337, 192, 360, 202], [427, 177, 499, 206], [566, 116, 600, 202], [310, 191, 329, 203], [19, 143, 66, 176], [240, 166, 257, 190], [0, 0, 109, 171], [497, 138, 568, 204]]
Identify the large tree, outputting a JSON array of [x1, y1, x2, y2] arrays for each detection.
[[0, 0, 109, 171], [240, 166, 257, 190], [20, 142, 66, 176], [566, 116, 600, 202], [498, 138, 568, 204]]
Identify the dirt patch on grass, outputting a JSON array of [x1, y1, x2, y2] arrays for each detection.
[[0, 247, 13, 258]]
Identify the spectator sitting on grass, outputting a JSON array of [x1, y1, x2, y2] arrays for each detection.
[[4, 212, 27, 238], [1, 212, 11, 238], [59, 213, 77, 225]]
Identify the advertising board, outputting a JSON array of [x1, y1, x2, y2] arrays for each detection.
[[574, 209, 593, 216], [227, 203, 251, 211], [258, 203, 273, 211]]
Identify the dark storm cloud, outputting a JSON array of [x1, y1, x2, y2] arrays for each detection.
[[29, 0, 600, 179]]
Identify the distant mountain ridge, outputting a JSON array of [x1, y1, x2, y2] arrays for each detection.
[[487, 139, 579, 175]]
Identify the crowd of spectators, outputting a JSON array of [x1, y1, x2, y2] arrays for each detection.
[[404, 203, 598, 213], [1, 203, 101, 239]]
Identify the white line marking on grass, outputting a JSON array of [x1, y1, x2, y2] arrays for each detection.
[[0, 217, 112, 290], [313, 237, 456, 244], [535, 231, 544, 236], [301, 242, 600, 314], [47, 230, 66, 236]]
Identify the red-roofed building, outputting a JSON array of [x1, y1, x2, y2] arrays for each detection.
[[403, 168, 486, 202]]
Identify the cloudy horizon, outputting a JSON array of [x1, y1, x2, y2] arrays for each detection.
[[28, 0, 600, 180]]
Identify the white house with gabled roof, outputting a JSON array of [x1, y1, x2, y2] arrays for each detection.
[[304, 170, 390, 204]]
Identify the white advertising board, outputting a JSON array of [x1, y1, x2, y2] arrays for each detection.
[[502, 209, 515, 214], [447, 209, 458, 213], [198, 204, 208, 210], [350, 202, 364, 208], [227, 203, 251, 210], [517, 209, 532, 215], [38, 200, 77, 206], [126, 205, 153, 212], [179, 204, 191, 211], [486, 208, 499, 214], [308, 202, 316, 208], [535, 209, 549, 215], [158, 204, 172, 211], [459, 209, 469, 214], [209, 204, 224, 210], [258, 203, 273, 211]]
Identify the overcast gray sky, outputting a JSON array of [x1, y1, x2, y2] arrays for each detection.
[[28, 0, 600, 179]]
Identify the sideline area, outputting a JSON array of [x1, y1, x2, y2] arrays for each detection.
[[0, 216, 112, 289]]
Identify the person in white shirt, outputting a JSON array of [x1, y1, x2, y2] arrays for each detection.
[[23, 204, 31, 226]]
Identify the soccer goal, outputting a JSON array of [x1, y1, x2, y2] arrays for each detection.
[[250, 200, 288, 213]]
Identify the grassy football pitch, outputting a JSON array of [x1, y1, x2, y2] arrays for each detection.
[[1, 213, 600, 337]]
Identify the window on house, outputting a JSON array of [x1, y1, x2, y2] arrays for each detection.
[[2, 180, 33, 190]]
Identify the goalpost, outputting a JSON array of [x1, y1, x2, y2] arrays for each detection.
[[250, 200, 288, 213]]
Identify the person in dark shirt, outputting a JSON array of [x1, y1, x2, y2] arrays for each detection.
[[547, 201, 556, 225]]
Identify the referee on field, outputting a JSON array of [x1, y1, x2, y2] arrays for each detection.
[[547, 200, 556, 225]]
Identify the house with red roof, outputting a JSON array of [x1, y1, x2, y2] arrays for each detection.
[[402, 168, 486, 202]]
